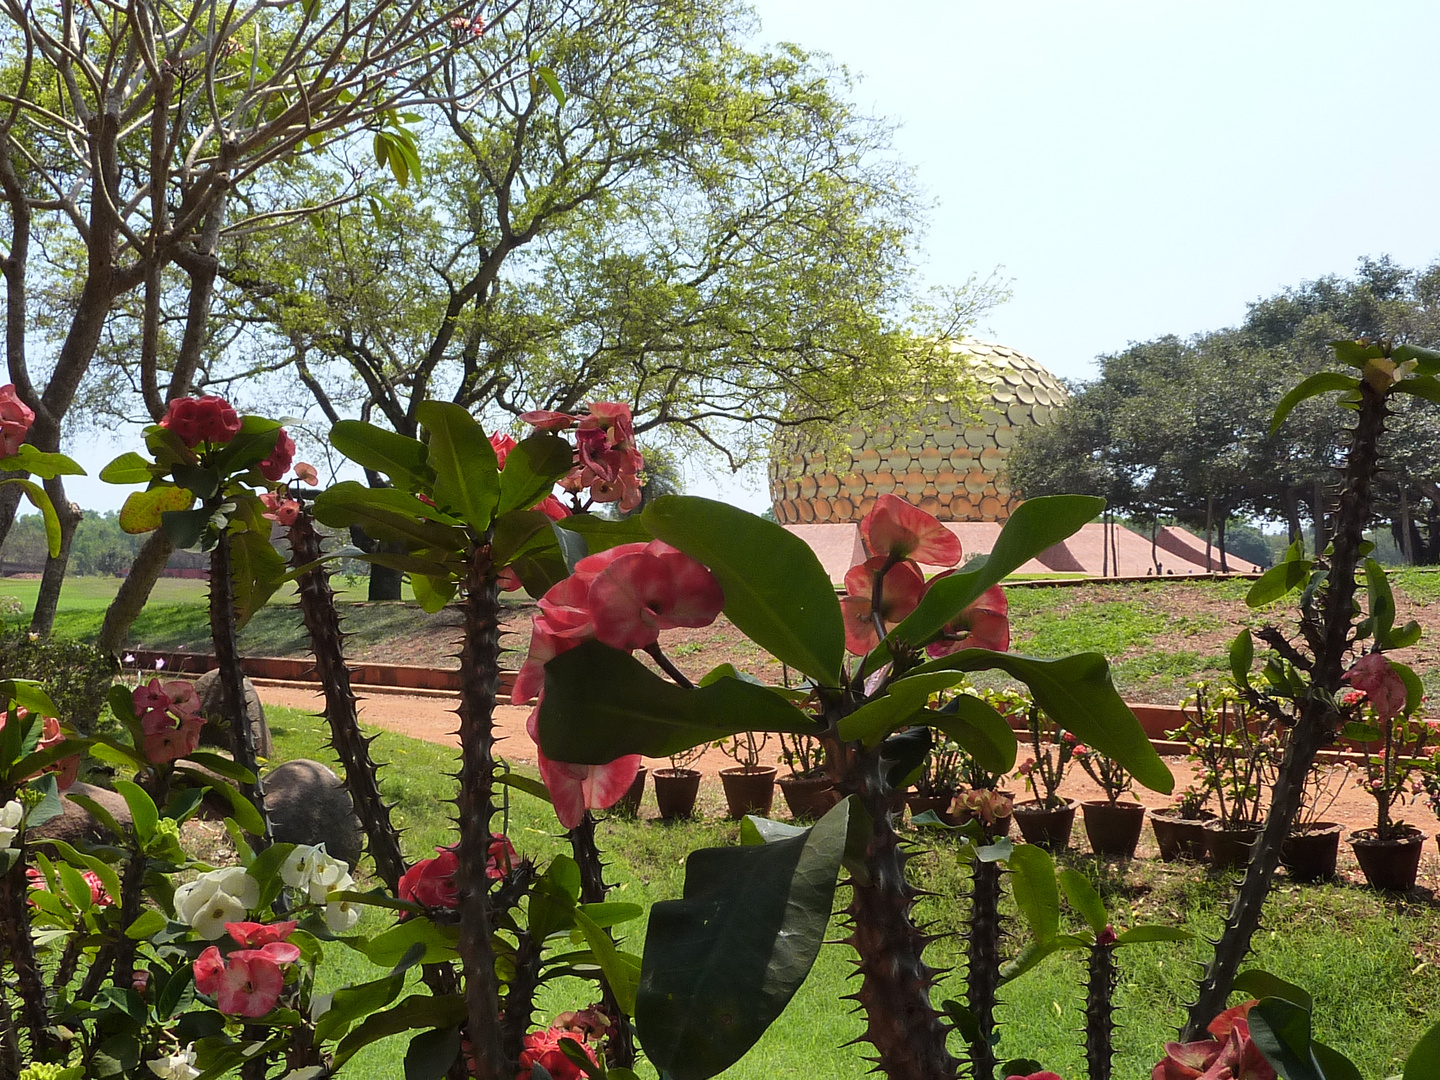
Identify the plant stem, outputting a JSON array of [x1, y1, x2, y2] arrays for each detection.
[[1184, 377, 1387, 1037], [1085, 940, 1117, 1080], [965, 851, 1002, 1080], [569, 812, 637, 1068], [209, 529, 271, 848], [0, 841, 51, 1058], [455, 548, 506, 1080]]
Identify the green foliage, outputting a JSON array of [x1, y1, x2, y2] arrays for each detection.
[[0, 631, 112, 735]]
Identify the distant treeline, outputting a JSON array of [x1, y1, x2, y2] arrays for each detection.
[[0, 511, 205, 576]]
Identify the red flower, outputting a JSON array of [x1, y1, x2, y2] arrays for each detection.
[[516, 1025, 598, 1080], [398, 850, 460, 910], [1151, 1001, 1275, 1080], [490, 432, 517, 468], [925, 584, 1010, 658], [260, 491, 301, 526], [257, 428, 295, 481], [839, 556, 926, 655], [860, 493, 963, 566], [225, 921, 297, 947], [159, 395, 242, 448], [535, 494, 571, 521], [193, 944, 292, 1018], [520, 410, 577, 431], [486, 833, 517, 879], [1342, 653, 1407, 721], [0, 384, 34, 457], [1005, 1073, 1066, 1080], [82, 870, 112, 907]]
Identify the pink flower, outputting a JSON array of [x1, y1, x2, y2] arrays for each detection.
[[132, 678, 204, 765], [520, 410, 577, 431], [398, 850, 460, 910], [294, 462, 319, 485], [260, 491, 301, 526], [527, 707, 642, 829], [587, 545, 725, 651], [1, 709, 79, 791], [226, 921, 297, 947], [860, 493, 962, 566], [159, 396, 242, 448], [257, 428, 295, 481], [1151, 1001, 1274, 1080], [839, 556, 926, 654], [82, 870, 112, 907], [1342, 653, 1407, 720], [925, 584, 1010, 658], [0, 384, 34, 457], [1005, 1073, 1066, 1080], [490, 432, 517, 468], [535, 494, 571, 521], [193, 945, 290, 1018], [486, 833, 517, 879], [517, 1025, 599, 1080]]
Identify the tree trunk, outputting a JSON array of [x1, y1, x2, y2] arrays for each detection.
[[1150, 518, 1160, 574], [1203, 495, 1213, 571], [28, 480, 80, 635], [1283, 487, 1304, 548], [1401, 488, 1415, 565], [1216, 514, 1229, 573], [97, 531, 176, 657], [1312, 477, 1327, 552], [1101, 511, 1109, 577]]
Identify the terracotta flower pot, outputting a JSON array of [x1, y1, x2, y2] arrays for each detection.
[[653, 768, 701, 821], [1012, 799, 1078, 850], [778, 774, 838, 820], [611, 766, 647, 817], [1150, 810, 1215, 862], [907, 791, 958, 826], [1081, 800, 1147, 858], [720, 765, 777, 820], [1349, 826, 1425, 891], [1280, 821, 1341, 883], [1204, 821, 1262, 871]]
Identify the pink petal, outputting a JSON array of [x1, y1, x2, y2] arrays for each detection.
[[841, 595, 880, 655], [583, 755, 643, 811], [1342, 653, 1407, 719], [861, 494, 963, 566], [587, 551, 672, 650]]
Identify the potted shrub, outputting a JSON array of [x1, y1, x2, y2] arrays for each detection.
[[1343, 655, 1430, 890], [776, 732, 837, 820], [718, 731, 775, 819], [1183, 682, 1279, 870], [654, 745, 706, 821], [1278, 744, 1348, 882], [906, 728, 966, 824], [947, 687, 1021, 836], [1011, 700, 1081, 849], [1074, 745, 1145, 857], [1151, 785, 1216, 862]]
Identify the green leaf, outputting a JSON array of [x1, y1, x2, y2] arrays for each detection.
[[1230, 628, 1254, 686], [44, 839, 121, 908], [161, 507, 210, 549], [554, 513, 652, 553], [409, 573, 456, 613], [997, 937, 1075, 984], [536, 65, 566, 106], [1393, 343, 1440, 375], [1249, 997, 1323, 1080], [173, 464, 220, 500], [643, 496, 843, 686], [929, 695, 1017, 776], [333, 994, 466, 1069], [1058, 868, 1108, 936], [1113, 925, 1192, 945], [1363, 559, 1396, 647], [113, 779, 159, 845], [871, 495, 1103, 671], [637, 799, 851, 1080], [0, 679, 59, 719], [574, 906, 642, 1015], [1404, 1018, 1440, 1080], [404, 1026, 461, 1080], [1392, 660, 1425, 715], [1007, 842, 1059, 943], [345, 917, 459, 967], [1392, 375, 1440, 407], [11, 444, 84, 479], [312, 482, 466, 553], [497, 434, 573, 516], [3, 478, 61, 556], [416, 401, 500, 528], [910, 651, 1173, 793], [496, 772, 552, 804], [1234, 969, 1313, 1012], [836, 671, 973, 744], [1247, 559, 1315, 608], [65, 793, 125, 839], [537, 641, 817, 763], [491, 510, 559, 566], [315, 957, 413, 1043], [125, 908, 167, 940], [330, 421, 433, 491], [181, 752, 256, 784], [1270, 371, 1361, 435], [230, 529, 288, 630], [210, 415, 284, 476]]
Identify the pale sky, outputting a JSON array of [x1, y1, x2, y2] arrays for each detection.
[[58, 1, 1440, 515]]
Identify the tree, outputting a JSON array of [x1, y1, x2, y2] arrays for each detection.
[[0, 0, 511, 635], [215, 0, 993, 595]]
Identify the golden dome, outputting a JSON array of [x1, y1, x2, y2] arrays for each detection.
[[768, 340, 1069, 525]]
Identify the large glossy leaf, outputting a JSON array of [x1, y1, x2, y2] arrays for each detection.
[[1248, 997, 1361, 1080], [637, 799, 852, 1080], [119, 485, 194, 535], [496, 434, 573, 516], [573, 906, 642, 1015], [211, 416, 284, 476], [1393, 374, 1440, 407], [312, 482, 465, 553], [554, 514, 651, 553], [1269, 371, 1360, 435], [537, 641, 816, 763], [1246, 558, 1315, 609], [869, 495, 1102, 671], [910, 650, 1173, 794], [836, 671, 974, 744], [11, 444, 84, 479], [1393, 343, 1440, 376], [99, 452, 156, 485], [1404, 1018, 1440, 1080], [1234, 969, 1313, 1012], [330, 421, 434, 490], [1058, 868, 1108, 936], [930, 694, 1018, 775], [0, 679, 59, 718], [1007, 842, 1059, 943], [230, 529, 288, 630], [642, 496, 843, 686], [415, 401, 499, 528]]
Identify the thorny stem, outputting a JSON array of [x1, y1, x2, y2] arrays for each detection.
[[1184, 375, 1388, 1038], [965, 851, 1002, 1080], [569, 813, 637, 1068], [0, 837, 51, 1060]]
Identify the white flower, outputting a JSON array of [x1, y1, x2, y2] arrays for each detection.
[[281, 844, 348, 903], [324, 872, 361, 933], [173, 867, 259, 940], [0, 799, 23, 851], [147, 1045, 199, 1080]]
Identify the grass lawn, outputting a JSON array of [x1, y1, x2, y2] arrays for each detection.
[[262, 705, 1440, 1078]]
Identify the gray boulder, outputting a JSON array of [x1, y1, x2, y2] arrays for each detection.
[[264, 759, 363, 868], [29, 782, 132, 846], [195, 669, 273, 759]]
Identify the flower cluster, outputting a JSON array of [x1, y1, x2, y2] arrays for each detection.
[[193, 921, 301, 1018], [839, 494, 1008, 656], [1342, 653, 1407, 720], [514, 539, 724, 826], [0, 383, 34, 457], [953, 788, 1013, 829], [397, 835, 516, 913], [258, 428, 296, 481], [145, 1044, 199, 1080], [281, 843, 362, 932], [1, 708, 79, 791], [132, 678, 205, 765], [175, 867, 260, 939], [159, 395, 242, 448], [1151, 1000, 1275, 1080], [0, 799, 21, 850], [516, 1015, 603, 1080], [27, 865, 112, 906], [521, 402, 645, 512]]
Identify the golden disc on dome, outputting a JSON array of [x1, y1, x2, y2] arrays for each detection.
[[842, 472, 867, 497], [903, 470, 926, 494], [918, 446, 944, 470], [814, 498, 832, 521], [798, 474, 818, 498], [853, 447, 881, 471], [1007, 402, 1030, 426], [963, 426, 988, 449], [935, 469, 958, 494], [873, 471, 896, 494], [980, 447, 1005, 471], [833, 496, 854, 520], [887, 448, 912, 473], [1032, 404, 1050, 425], [1015, 384, 1036, 405], [965, 470, 988, 494], [994, 425, 1015, 448], [979, 495, 1003, 518], [780, 499, 798, 522], [784, 479, 799, 499], [919, 496, 943, 516], [934, 426, 956, 447], [856, 496, 875, 518], [818, 473, 840, 497], [949, 446, 975, 468], [797, 500, 815, 522], [871, 427, 894, 449]]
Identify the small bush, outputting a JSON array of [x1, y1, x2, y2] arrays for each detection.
[[0, 631, 114, 734]]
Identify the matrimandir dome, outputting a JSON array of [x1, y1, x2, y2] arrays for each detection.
[[768, 340, 1070, 526]]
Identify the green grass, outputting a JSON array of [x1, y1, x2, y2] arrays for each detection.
[[259, 707, 1440, 1078]]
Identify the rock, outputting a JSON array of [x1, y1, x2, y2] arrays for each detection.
[[29, 781, 132, 846], [195, 669, 273, 759], [264, 759, 363, 868]]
